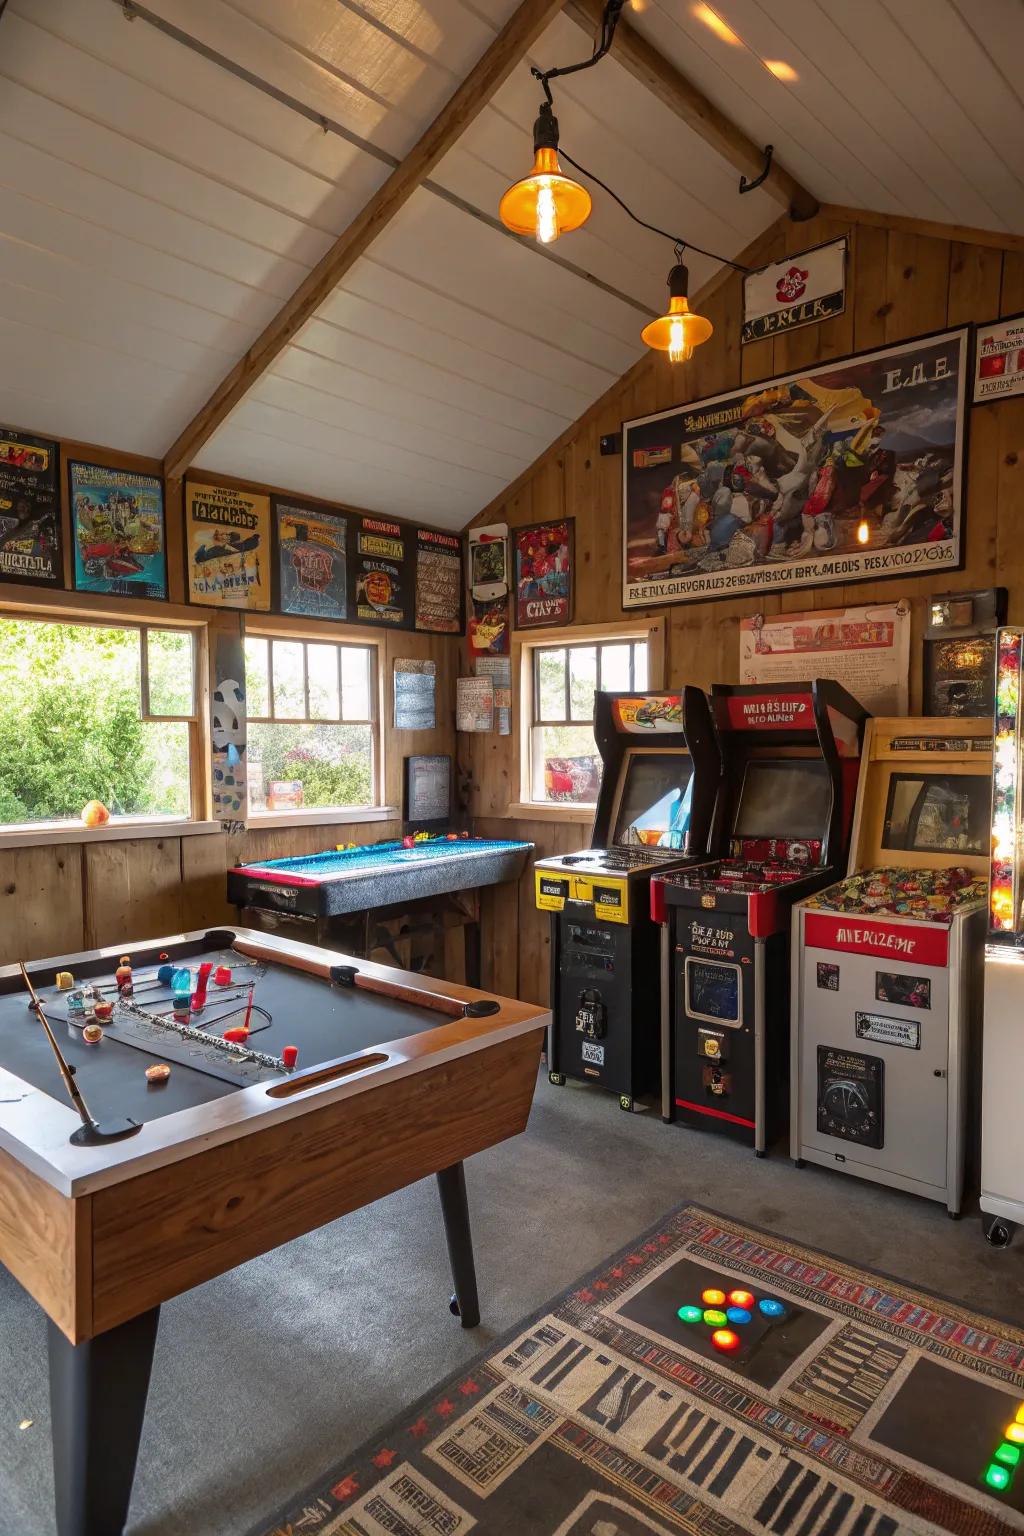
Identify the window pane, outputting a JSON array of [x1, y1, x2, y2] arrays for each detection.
[[247, 722, 374, 812], [341, 647, 371, 721], [0, 619, 190, 823], [244, 637, 269, 718], [272, 640, 305, 719], [532, 724, 601, 805], [307, 644, 340, 721], [599, 643, 631, 693], [537, 648, 566, 721], [634, 643, 649, 691], [569, 645, 597, 721], [146, 629, 194, 716]]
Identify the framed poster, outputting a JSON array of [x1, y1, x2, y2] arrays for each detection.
[[415, 527, 462, 633], [468, 590, 510, 656], [0, 428, 62, 587], [70, 461, 166, 600], [739, 602, 910, 716], [186, 482, 270, 611], [515, 518, 573, 629], [352, 515, 408, 627], [468, 522, 508, 594], [973, 312, 1024, 404], [623, 326, 970, 609], [274, 500, 346, 620]]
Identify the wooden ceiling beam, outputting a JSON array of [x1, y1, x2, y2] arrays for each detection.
[[163, 0, 567, 481], [564, 0, 818, 221]]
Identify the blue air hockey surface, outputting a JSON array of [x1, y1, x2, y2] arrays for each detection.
[[227, 836, 534, 918]]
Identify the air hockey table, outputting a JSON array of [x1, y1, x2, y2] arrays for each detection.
[[228, 834, 534, 983]]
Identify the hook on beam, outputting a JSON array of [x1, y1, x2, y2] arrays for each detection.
[[739, 144, 773, 196]]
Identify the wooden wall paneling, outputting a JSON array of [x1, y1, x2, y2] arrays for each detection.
[[851, 221, 890, 354], [947, 242, 1003, 327], [180, 832, 233, 929], [1001, 253, 1024, 317], [82, 838, 185, 950], [0, 844, 85, 966], [996, 399, 1024, 622], [883, 230, 951, 345], [0, 1144, 91, 1341]]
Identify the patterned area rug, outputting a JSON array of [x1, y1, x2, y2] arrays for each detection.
[[253, 1205, 1024, 1536]]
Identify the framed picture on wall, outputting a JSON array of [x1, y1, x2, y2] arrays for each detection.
[[0, 427, 63, 587], [622, 326, 971, 609], [69, 460, 167, 600], [514, 518, 574, 629], [973, 312, 1024, 404], [186, 481, 270, 611], [274, 498, 347, 620]]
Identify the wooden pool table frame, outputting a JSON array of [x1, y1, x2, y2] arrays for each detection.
[[0, 927, 548, 1536]]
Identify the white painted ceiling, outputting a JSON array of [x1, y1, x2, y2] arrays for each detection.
[[0, 0, 1019, 527]]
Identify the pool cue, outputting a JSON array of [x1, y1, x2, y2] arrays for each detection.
[[19, 961, 99, 1132], [231, 937, 500, 1020]]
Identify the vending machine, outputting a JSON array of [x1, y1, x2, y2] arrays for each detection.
[[791, 717, 990, 1215], [535, 688, 721, 1110], [652, 681, 868, 1153], [981, 629, 1024, 1246]]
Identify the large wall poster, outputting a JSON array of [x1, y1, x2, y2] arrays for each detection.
[[622, 327, 970, 609], [70, 461, 167, 600], [0, 428, 62, 587], [352, 515, 408, 627], [186, 482, 270, 611], [274, 499, 347, 620], [415, 527, 462, 633]]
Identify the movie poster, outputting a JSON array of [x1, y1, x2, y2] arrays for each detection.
[[622, 327, 970, 609], [515, 518, 573, 629], [415, 527, 462, 633], [0, 428, 61, 587], [186, 482, 270, 611], [352, 515, 408, 626], [275, 500, 346, 620], [70, 461, 167, 600]]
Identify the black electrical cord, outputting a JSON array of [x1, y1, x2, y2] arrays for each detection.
[[559, 148, 754, 273], [532, 0, 626, 99]]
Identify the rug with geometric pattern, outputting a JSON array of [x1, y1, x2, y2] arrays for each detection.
[[252, 1204, 1024, 1536]]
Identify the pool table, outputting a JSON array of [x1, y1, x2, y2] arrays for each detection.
[[0, 927, 548, 1536]]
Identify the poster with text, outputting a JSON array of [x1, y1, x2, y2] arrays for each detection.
[[739, 602, 910, 716], [70, 461, 166, 600], [187, 482, 270, 611], [623, 327, 969, 609], [0, 427, 62, 587], [515, 517, 573, 628], [275, 499, 346, 620], [352, 516, 408, 626], [415, 527, 462, 633], [973, 311, 1024, 404]]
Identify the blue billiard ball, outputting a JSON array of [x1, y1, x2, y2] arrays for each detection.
[[726, 1306, 752, 1325], [758, 1298, 786, 1319]]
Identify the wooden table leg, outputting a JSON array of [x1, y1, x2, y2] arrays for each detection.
[[48, 1307, 160, 1536], [436, 1162, 480, 1329]]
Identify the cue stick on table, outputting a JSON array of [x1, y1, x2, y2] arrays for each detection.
[[231, 938, 500, 1019]]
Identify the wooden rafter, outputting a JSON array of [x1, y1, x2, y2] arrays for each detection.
[[563, 0, 818, 221], [163, 0, 568, 481]]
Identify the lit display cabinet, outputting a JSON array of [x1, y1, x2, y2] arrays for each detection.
[[982, 627, 1024, 1245]]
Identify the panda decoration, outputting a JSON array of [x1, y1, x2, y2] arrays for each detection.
[[212, 677, 246, 764]]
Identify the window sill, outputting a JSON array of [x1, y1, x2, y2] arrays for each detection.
[[245, 806, 399, 831], [0, 818, 221, 851], [507, 801, 596, 824]]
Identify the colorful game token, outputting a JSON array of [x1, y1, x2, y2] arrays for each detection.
[[282, 1045, 299, 1070], [995, 1443, 1021, 1467], [726, 1307, 752, 1325], [677, 1304, 703, 1323], [94, 1002, 113, 1023], [56, 971, 74, 991], [145, 1063, 171, 1085], [82, 1024, 103, 1044], [157, 964, 175, 985], [214, 966, 232, 987], [1005, 1423, 1024, 1445], [701, 1288, 726, 1306], [711, 1328, 740, 1352], [703, 1308, 727, 1327], [758, 1298, 786, 1318], [985, 1463, 1012, 1491], [728, 1289, 755, 1309]]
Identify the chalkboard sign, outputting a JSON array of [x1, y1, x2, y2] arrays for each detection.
[[685, 958, 741, 1025]]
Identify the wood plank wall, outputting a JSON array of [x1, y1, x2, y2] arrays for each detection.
[[467, 212, 1024, 1006], [0, 450, 460, 967]]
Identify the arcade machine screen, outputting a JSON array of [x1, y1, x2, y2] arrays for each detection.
[[613, 751, 694, 849], [733, 761, 831, 843], [882, 773, 988, 855]]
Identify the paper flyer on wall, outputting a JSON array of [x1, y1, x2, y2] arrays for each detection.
[[476, 654, 512, 735], [739, 601, 910, 716], [456, 675, 494, 732]]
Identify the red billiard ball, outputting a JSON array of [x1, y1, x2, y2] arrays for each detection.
[[711, 1328, 740, 1353]]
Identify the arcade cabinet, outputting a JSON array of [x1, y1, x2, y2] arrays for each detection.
[[652, 680, 868, 1153], [791, 717, 991, 1215], [981, 629, 1024, 1246], [535, 687, 721, 1111]]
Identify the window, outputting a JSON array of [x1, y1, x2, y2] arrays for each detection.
[[0, 616, 199, 828], [244, 636, 376, 815], [529, 638, 649, 805]]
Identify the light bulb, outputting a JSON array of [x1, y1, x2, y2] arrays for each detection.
[[535, 182, 559, 244], [856, 519, 870, 545], [668, 316, 691, 363]]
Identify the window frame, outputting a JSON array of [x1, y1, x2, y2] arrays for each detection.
[[243, 629, 382, 820], [0, 607, 209, 839], [511, 617, 666, 820]]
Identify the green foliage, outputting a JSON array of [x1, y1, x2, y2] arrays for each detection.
[[0, 619, 189, 822], [248, 722, 372, 810]]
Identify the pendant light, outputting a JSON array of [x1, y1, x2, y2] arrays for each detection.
[[499, 102, 592, 245], [640, 260, 713, 363]]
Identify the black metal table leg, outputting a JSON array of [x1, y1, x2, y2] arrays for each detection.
[[436, 1161, 480, 1328], [464, 920, 482, 988], [48, 1306, 160, 1536]]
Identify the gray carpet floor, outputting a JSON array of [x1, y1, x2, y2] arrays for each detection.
[[2, 1069, 1021, 1536]]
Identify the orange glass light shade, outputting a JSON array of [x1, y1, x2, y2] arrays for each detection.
[[641, 295, 714, 363], [499, 147, 592, 244]]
